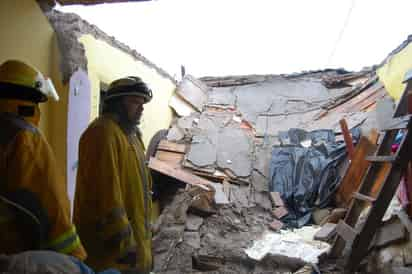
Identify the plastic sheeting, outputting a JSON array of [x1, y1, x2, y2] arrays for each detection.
[[269, 128, 359, 228]]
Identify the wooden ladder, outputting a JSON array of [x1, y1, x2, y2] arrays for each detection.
[[330, 90, 412, 272]]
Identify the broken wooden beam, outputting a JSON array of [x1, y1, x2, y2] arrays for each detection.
[[149, 157, 210, 190], [157, 140, 187, 153], [340, 118, 355, 160]]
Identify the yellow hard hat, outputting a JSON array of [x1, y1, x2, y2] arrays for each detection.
[[0, 60, 59, 102]]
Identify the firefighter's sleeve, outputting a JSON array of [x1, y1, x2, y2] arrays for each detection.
[[7, 131, 86, 260], [77, 127, 136, 264]]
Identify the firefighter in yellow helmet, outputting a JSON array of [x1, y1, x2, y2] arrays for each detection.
[[74, 77, 154, 273], [0, 60, 86, 260]]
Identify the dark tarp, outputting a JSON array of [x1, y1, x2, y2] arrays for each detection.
[[269, 128, 359, 228]]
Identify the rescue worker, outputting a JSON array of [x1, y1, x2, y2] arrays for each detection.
[[0, 60, 86, 260], [74, 76, 153, 273]]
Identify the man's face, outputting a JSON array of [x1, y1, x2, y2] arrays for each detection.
[[122, 95, 145, 126]]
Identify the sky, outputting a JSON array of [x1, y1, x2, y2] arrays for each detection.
[[58, 0, 412, 78]]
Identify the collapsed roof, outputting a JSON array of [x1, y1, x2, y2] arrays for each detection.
[[150, 67, 392, 273]]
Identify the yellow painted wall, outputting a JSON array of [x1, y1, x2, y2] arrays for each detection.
[[79, 34, 176, 146], [0, 0, 68, 181], [377, 43, 412, 100]]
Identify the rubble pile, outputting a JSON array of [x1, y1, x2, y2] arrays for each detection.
[[150, 70, 396, 273], [152, 188, 297, 274]]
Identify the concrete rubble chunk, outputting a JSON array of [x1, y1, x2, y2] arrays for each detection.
[[169, 93, 198, 117], [373, 217, 407, 248], [314, 222, 337, 242], [188, 186, 217, 217], [176, 75, 209, 112], [234, 78, 330, 126], [185, 214, 204, 231], [253, 146, 272, 178], [177, 113, 200, 130], [269, 219, 284, 231], [167, 125, 185, 142], [251, 170, 269, 193], [272, 207, 289, 219], [321, 208, 347, 225], [207, 86, 236, 107], [186, 134, 217, 168], [184, 231, 201, 249], [228, 184, 251, 209], [216, 128, 253, 178], [209, 182, 230, 204], [269, 192, 285, 207], [198, 111, 235, 131], [251, 190, 272, 211], [312, 208, 332, 225]]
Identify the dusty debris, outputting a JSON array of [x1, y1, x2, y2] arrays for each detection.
[[153, 188, 294, 273], [185, 214, 204, 231]]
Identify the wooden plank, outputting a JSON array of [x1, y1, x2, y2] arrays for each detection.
[[155, 150, 184, 168], [149, 157, 210, 190], [335, 133, 377, 207], [157, 140, 187, 153], [340, 118, 355, 160]]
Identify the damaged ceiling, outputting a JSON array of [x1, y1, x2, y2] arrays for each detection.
[[149, 67, 393, 273]]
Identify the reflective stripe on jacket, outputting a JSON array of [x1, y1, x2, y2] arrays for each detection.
[[74, 114, 152, 272], [0, 108, 86, 260]]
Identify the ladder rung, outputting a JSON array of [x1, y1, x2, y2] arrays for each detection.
[[365, 155, 396, 162], [352, 192, 376, 203], [381, 114, 411, 131], [336, 220, 358, 243]]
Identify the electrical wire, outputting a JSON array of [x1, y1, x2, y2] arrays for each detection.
[[327, 0, 357, 67]]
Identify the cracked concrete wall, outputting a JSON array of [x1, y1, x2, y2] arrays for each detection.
[[79, 34, 176, 146], [44, 9, 177, 147], [233, 78, 331, 126]]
